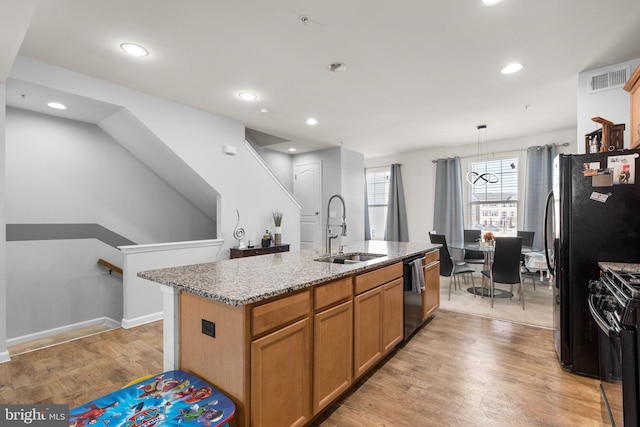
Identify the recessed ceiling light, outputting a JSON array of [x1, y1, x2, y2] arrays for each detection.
[[288, 147, 297, 152], [482, 0, 503, 5], [120, 43, 149, 57], [306, 118, 318, 125], [239, 92, 258, 101], [501, 63, 523, 74], [47, 102, 67, 110]]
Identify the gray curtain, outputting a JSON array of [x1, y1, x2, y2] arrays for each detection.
[[384, 164, 409, 242], [523, 144, 557, 249], [364, 172, 371, 240], [433, 157, 464, 245]]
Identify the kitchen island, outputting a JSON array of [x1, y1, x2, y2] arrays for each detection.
[[139, 240, 440, 427]]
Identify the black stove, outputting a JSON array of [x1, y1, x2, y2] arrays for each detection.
[[589, 266, 640, 426]]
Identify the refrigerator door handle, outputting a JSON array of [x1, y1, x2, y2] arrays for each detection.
[[543, 190, 555, 276]]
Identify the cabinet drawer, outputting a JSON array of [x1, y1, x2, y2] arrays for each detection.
[[423, 249, 439, 265], [252, 290, 311, 337], [354, 263, 402, 295], [314, 277, 353, 311]]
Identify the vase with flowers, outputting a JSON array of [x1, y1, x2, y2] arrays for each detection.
[[272, 210, 283, 246], [483, 231, 495, 246]]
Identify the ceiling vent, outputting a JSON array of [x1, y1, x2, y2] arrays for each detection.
[[588, 66, 630, 94]]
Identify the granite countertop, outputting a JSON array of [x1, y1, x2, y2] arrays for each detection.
[[138, 241, 440, 306], [598, 262, 640, 273]]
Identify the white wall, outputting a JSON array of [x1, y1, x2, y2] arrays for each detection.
[[4, 107, 217, 340], [0, 83, 8, 362], [365, 129, 577, 242], [10, 56, 301, 257], [2, 56, 302, 349], [119, 239, 224, 329], [6, 108, 215, 242], [577, 57, 640, 154]]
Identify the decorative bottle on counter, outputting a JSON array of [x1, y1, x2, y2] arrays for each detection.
[[261, 230, 271, 248]]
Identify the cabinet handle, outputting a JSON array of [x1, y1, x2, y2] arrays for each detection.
[[423, 261, 439, 269]]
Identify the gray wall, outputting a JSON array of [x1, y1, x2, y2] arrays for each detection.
[[4, 107, 216, 339]]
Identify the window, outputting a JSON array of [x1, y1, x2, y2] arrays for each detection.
[[468, 158, 518, 237], [366, 167, 390, 240]]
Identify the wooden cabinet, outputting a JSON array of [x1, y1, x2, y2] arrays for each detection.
[[313, 300, 353, 414], [312, 278, 353, 414], [353, 263, 403, 379], [422, 250, 440, 320], [230, 244, 290, 259], [250, 290, 312, 427], [624, 64, 640, 148], [353, 286, 383, 379], [251, 318, 312, 427], [382, 278, 404, 354], [178, 259, 426, 426]]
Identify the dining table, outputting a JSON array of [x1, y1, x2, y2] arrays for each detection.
[[448, 241, 540, 270], [449, 241, 546, 297]]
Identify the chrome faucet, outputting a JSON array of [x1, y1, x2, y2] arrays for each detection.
[[326, 194, 347, 256]]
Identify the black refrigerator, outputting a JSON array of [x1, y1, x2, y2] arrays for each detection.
[[545, 149, 640, 378]]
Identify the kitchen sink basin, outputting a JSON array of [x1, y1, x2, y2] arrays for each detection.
[[315, 252, 387, 264]]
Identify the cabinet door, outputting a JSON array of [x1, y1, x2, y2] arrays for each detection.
[[422, 261, 440, 320], [313, 300, 353, 414], [251, 317, 311, 427], [353, 286, 383, 379], [382, 278, 404, 355]]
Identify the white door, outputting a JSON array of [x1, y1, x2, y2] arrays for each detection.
[[294, 162, 322, 249]]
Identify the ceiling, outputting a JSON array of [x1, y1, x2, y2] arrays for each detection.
[[3, 0, 640, 158]]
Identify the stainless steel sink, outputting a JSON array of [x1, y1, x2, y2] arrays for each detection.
[[315, 252, 386, 264]]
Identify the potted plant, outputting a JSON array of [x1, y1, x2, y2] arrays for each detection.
[[272, 210, 283, 245]]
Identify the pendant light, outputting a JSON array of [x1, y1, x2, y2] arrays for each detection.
[[466, 125, 499, 186]]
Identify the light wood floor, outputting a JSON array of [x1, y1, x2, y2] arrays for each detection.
[[0, 321, 163, 407], [7, 324, 114, 356], [0, 311, 606, 426]]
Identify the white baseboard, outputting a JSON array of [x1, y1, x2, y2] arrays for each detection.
[[0, 351, 10, 364], [6, 317, 121, 347], [121, 311, 163, 329]]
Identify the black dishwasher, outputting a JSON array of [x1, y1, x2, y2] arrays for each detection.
[[403, 254, 424, 340]]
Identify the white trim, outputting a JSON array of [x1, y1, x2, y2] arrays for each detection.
[[245, 140, 303, 210], [121, 311, 163, 329], [6, 317, 120, 347], [119, 238, 224, 254], [161, 286, 180, 371], [0, 351, 10, 364]]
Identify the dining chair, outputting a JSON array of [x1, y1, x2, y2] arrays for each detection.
[[517, 231, 535, 248], [517, 230, 535, 271], [463, 229, 484, 266], [429, 233, 476, 300], [481, 237, 524, 309]]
